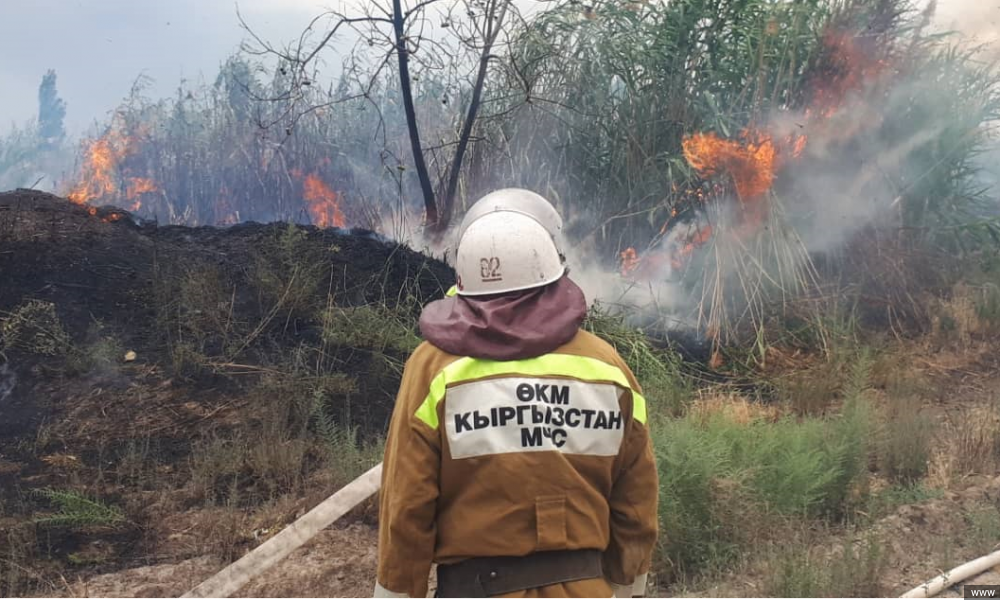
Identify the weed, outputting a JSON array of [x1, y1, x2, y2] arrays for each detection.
[[322, 426, 385, 488], [189, 433, 249, 505], [32, 489, 125, 530], [250, 223, 325, 320], [878, 395, 933, 484], [176, 264, 234, 341], [202, 502, 253, 562], [116, 436, 155, 486], [0, 525, 37, 597], [320, 302, 421, 355], [964, 502, 1000, 555], [765, 535, 885, 598], [975, 283, 1000, 329], [170, 341, 209, 378], [764, 541, 826, 598], [865, 483, 942, 520], [931, 283, 997, 345], [773, 345, 872, 417], [0, 300, 72, 357], [952, 401, 1000, 478], [776, 362, 842, 417]]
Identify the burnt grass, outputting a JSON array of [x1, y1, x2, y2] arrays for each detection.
[[0, 189, 453, 593]]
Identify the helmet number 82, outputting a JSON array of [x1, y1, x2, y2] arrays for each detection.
[[480, 257, 502, 282]]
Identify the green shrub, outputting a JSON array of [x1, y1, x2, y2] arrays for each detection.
[[320, 302, 421, 355], [654, 400, 872, 579], [32, 488, 125, 530], [250, 223, 325, 318]]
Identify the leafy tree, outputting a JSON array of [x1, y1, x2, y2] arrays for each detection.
[[37, 69, 67, 143]]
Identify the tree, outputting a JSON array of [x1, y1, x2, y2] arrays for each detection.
[[38, 69, 67, 143], [241, 0, 525, 231]]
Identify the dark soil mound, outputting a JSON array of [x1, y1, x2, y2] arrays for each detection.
[[0, 189, 452, 439], [0, 190, 453, 594]]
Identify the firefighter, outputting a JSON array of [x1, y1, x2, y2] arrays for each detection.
[[374, 189, 659, 598]]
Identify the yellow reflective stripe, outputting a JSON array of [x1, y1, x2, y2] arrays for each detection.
[[414, 354, 647, 428], [634, 390, 647, 424], [445, 285, 458, 297]]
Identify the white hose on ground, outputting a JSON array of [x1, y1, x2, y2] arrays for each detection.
[[181, 462, 383, 598], [901, 549, 1000, 598]]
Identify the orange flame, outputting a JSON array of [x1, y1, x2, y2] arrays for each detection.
[[68, 125, 158, 212], [682, 130, 778, 233], [622, 26, 892, 279], [670, 224, 714, 271], [682, 131, 777, 202], [125, 177, 158, 211], [301, 173, 345, 228], [68, 136, 118, 205], [620, 247, 640, 276]]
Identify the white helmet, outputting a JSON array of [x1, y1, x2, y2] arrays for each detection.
[[458, 188, 564, 250], [455, 211, 565, 296]]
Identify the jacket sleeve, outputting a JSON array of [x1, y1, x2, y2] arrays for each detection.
[[603, 356, 659, 594], [376, 349, 441, 598]]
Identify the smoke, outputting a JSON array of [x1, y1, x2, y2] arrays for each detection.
[[933, 0, 1000, 48], [535, 8, 1000, 337]]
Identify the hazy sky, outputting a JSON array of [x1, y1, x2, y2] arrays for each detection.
[[0, 0, 996, 137], [0, 0, 331, 135]]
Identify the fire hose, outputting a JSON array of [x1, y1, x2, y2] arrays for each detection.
[[182, 463, 383, 598], [901, 549, 1000, 598]]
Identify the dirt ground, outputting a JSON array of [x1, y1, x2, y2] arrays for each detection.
[[58, 475, 1000, 598], [62, 524, 380, 598]]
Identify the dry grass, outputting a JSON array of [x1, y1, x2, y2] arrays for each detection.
[[953, 403, 1000, 477], [775, 361, 843, 417], [689, 390, 784, 424], [763, 534, 886, 598], [931, 283, 1000, 347], [877, 388, 933, 484], [927, 400, 1000, 489]]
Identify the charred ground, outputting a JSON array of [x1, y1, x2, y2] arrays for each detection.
[[0, 190, 452, 595]]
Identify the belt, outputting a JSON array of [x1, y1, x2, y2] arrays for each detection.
[[435, 549, 603, 598]]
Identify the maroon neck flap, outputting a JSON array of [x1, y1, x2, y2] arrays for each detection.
[[419, 276, 587, 361]]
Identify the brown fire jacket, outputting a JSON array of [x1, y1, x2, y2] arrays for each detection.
[[376, 329, 659, 598]]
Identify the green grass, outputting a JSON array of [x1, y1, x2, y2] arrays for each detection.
[[964, 503, 1000, 555], [653, 396, 872, 580], [585, 305, 691, 416], [865, 483, 942, 521]]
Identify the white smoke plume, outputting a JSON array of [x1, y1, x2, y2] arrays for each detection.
[[933, 0, 1000, 48]]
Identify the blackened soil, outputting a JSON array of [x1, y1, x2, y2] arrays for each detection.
[[0, 189, 453, 594]]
